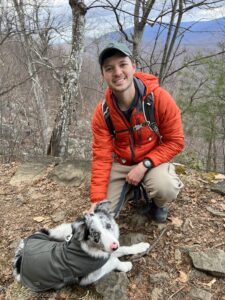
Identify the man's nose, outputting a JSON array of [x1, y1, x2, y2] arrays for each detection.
[[113, 66, 122, 76]]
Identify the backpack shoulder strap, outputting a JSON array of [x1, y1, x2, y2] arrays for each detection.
[[102, 99, 115, 137], [143, 92, 162, 144]]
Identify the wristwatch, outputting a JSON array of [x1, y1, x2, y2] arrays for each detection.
[[143, 158, 152, 169]]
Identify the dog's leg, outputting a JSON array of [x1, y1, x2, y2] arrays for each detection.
[[112, 242, 150, 258], [79, 256, 132, 286]]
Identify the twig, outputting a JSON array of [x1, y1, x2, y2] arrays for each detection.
[[168, 285, 186, 299], [131, 227, 168, 261], [213, 242, 225, 248]]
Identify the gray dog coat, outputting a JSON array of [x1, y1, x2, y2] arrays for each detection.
[[19, 232, 109, 292]]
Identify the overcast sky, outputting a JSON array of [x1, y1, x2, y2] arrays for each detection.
[[49, 0, 225, 38]]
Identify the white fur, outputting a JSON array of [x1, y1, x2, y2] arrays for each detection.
[[49, 223, 72, 241]]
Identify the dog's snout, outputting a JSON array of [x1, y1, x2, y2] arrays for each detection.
[[111, 242, 119, 251]]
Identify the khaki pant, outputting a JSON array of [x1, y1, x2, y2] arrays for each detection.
[[107, 162, 184, 214]]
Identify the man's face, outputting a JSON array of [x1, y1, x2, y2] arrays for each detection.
[[101, 53, 136, 94]]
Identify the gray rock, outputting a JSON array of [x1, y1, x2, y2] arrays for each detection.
[[15, 194, 27, 206], [189, 287, 212, 300], [174, 248, 182, 262], [120, 232, 148, 246], [189, 249, 225, 277], [52, 210, 66, 223], [151, 287, 163, 300], [95, 272, 129, 300], [48, 160, 91, 186], [182, 218, 192, 233], [129, 213, 149, 228], [210, 180, 225, 195], [10, 162, 49, 186], [189, 269, 212, 281], [9, 238, 21, 250], [149, 272, 169, 283], [206, 206, 225, 217]]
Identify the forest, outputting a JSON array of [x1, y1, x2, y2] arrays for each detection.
[[1, 0, 225, 173]]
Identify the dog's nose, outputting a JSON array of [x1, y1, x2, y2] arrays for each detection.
[[111, 242, 119, 251]]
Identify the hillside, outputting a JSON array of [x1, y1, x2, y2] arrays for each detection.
[[0, 160, 225, 299], [101, 17, 225, 48]]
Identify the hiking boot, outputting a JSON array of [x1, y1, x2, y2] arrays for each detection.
[[151, 202, 168, 223]]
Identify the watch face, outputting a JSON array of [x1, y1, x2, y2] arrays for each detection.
[[144, 159, 151, 168]]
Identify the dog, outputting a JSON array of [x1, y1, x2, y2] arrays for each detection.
[[13, 201, 150, 292]]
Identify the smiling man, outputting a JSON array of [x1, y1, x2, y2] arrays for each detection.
[[89, 41, 184, 223]]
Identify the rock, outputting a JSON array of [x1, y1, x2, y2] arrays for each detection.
[[10, 162, 49, 186], [95, 272, 129, 300], [182, 218, 192, 232], [120, 232, 148, 246], [174, 249, 182, 262], [15, 194, 26, 206], [149, 272, 169, 283], [51, 210, 66, 223], [129, 213, 148, 228], [189, 249, 225, 277], [188, 287, 212, 300], [9, 238, 21, 250], [210, 180, 225, 195], [189, 269, 213, 281], [206, 206, 225, 217], [151, 287, 163, 300], [48, 160, 91, 186]]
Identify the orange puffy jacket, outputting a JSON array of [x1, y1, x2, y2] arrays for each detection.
[[90, 72, 184, 203]]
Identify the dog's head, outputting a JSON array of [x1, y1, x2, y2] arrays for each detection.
[[72, 201, 119, 253]]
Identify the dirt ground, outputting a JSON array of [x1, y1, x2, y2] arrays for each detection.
[[0, 162, 225, 300]]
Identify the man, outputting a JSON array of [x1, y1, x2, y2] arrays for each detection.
[[89, 41, 184, 223]]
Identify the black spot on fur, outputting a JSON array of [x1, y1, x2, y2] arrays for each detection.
[[83, 227, 90, 241], [39, 228, 50, 235]]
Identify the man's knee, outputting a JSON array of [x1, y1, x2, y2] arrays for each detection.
[[144, 163, 184, 207]]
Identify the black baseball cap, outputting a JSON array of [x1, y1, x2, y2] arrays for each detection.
[[99, 41, 132, 66]]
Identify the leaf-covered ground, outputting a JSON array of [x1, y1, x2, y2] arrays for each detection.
[[0, 162, 225, 300]]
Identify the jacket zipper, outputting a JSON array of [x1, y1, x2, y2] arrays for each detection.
[[113, 101, 135, 162]]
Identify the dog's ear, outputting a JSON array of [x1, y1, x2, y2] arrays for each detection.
[[72, 217, 89, 241], [94, 200, 111, 213]]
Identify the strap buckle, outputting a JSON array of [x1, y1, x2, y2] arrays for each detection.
[[133, 124, 144, 131]]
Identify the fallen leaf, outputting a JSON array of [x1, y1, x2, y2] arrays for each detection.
[[33, 216, 45, 222], [206, 278, 216, 288], [178, 271, 188, 283], [214, 174, 225, 180], [169, 216, 183, 227], [211, 199, 217, 204], [221, 204, 225, 211]]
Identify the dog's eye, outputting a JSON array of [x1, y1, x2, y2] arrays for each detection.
[[106, 223, 111, 229], [93, 232, 100, 243]]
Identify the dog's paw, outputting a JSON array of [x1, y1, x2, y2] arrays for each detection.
[[119, 261, 132, 272], [132, 242, 150, 254]]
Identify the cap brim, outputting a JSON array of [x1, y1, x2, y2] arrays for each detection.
[[99, 47, 131, 66]]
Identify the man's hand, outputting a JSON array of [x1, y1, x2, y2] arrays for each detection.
[[126, 162, 148, 186], [88, 202, 97, 213]]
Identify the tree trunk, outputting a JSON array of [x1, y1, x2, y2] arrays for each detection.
[[206, 136, 212, 172], [13, 0, 49, 153], [132, 0, 155, 66], [47, 0, 87, 157]]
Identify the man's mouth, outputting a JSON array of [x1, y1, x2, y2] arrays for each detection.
[[113, 77, 126, 85]]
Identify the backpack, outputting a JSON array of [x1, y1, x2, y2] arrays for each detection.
[[102, 92, 162, 144]]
